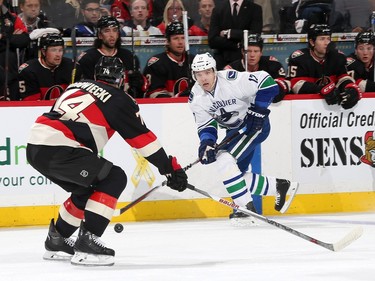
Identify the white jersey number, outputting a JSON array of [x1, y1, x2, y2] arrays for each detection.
[[53, 90, 96, 121]]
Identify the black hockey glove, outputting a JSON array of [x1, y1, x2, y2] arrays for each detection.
[[244, 106, 270, 136], [340, 83, 362, 110], [127, 70, 144, 90], [166, 156, 188, 192], [319, 82, 341, 105], [198, 139, 217, 165], [273, 78, 290, 103]]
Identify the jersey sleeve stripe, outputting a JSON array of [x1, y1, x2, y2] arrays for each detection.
[[125, 131, 162, 157]]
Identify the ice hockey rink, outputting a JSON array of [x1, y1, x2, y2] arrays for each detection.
[[1, 212, 374, 281]]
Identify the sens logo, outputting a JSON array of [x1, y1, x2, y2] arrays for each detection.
[[360, 131, 375, 167]]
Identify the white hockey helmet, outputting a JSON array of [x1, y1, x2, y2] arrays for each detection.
[[191, 52, 216, 81]]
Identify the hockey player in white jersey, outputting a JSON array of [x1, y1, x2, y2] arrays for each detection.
[[188, 53, 298, 224]]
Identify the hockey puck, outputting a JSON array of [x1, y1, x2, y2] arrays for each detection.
[[114, 223, 124, 233]]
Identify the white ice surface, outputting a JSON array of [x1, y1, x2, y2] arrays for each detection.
[[1, 212, 374, 281]]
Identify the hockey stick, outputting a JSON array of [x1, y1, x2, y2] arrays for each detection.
[[113, 181, 167, 217], [243, 29, 248, 72], [70, 24, 77, 83], [187, 184, 363, 252], [113, 126, 256, 217], [182, 10, 192, 90]]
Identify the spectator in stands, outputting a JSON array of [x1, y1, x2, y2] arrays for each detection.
[[335, 0, 374, 32], [19, 0, 50, 62], [181, 0, 200, 26], [99, 0, 111, 16], [19, 0, 49, 32], [287, 24, 361, 110], [152, 0, 167, 26], [254, 0, 275, 33], [224, 34, 289, 103], [76, 15, 147, 98], [18, 33, 73, 100], [208, 0, 263, 70], [65, 0, 102, 37], [346, 31, 375, 93], [0, 0, 29, 100], [143, 21, 194, 98], [156, 0, 206, 36], [122, 0, 162, 36], [196, 0, 215, 36], [43, 0, 82, 30], [111, 0, 153, 25]]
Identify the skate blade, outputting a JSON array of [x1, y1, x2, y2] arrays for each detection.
[[43, 250, 73, 261], [230, 217, 259, 227], [279, 182, 299, 214], [71, 251, 115, 266]]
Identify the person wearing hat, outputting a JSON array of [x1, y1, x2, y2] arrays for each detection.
[[76, 15, 148, 98], [143, 21, 195, 98], [18, 33, 73, 100], [288, 24, 361, 109]]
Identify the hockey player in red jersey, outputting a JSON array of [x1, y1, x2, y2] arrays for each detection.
[[143, 21, 194, 98], [26, 56, 188, 266], [288, 24, 361, 109], [346, 31, 375, 93], [224, 33, 290, 103], [18, 33, 74, 100], [76, 16, 148, 98]]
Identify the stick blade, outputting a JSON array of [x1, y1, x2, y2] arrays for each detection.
[[332, 226, 364, 252]]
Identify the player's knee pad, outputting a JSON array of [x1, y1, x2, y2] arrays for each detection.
[[95, 165, 127, 199]]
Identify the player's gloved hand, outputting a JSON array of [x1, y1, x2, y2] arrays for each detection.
[[340, 83, 362, 109], [198, 139, 217, 165], [166, 156, 188, 192], [273, 78, 290, 103], [127, 70, 144, 90], [319, 82, 341, 105], [244, 106, 270, 136]]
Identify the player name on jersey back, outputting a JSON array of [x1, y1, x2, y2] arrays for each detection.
[[67, 81, 113, 103]]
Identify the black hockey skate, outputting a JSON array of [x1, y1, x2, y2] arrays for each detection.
[[43, 218, 75, 261], [275, 179, 299, 213], [71, 222, 115, 266], [229, 201, 258, 227]]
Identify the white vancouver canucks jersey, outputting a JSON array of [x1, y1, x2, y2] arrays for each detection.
[[189, 69, 278, 139]]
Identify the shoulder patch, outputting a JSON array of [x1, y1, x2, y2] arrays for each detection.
[[18, 63, 29, 72], [346, 57, 356, 66], [226, 70, 238, 80], [147, 57, 159, 66], [188, 91, 194, 103], [291, 50, 304, 59], [269, 56, 279, 62], [77, 51, 86, 61]]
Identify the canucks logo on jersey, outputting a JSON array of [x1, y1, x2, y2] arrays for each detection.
[[212, 108, 241, 128]]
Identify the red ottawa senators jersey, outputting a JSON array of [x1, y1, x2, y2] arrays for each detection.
[[346, 53, 375, 82], [76, 48, 138, 80], [76, 47, 147, 98], [18, 57, 74, 101], [225, 56, 287, 79], [287, 47, 353, 94], [28, 79, 171, 173], [143, 52, 195, 98]]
